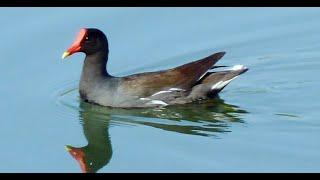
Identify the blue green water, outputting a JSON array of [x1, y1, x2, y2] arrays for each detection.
[[1, 7, 320, 172]]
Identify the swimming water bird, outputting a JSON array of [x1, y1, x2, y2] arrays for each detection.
[[62, 28, 248, 108]]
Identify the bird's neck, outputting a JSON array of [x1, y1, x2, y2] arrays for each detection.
[[79, 50, 112, 100], [81, 51, 111, 81]]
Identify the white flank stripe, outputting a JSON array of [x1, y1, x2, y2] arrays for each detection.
[[151, 90, 172, 96], [151, 88, 186, 97], [140, 98, 151, 101], [169, 88, 185, 91], [198, 72, 207, 81], [147, 100, 168, 106]]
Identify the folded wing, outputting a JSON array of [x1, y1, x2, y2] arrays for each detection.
[[120, 52, 226, 97]]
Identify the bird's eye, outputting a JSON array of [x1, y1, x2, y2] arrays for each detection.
[[85, 36, 89, 41]]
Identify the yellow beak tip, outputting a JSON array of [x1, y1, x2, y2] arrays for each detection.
[[62, 52, 70, 59]]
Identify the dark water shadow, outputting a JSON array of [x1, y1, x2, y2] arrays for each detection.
[[65, 96, 248, 173]]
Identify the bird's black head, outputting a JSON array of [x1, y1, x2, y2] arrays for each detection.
[[62, 28, 109, 59]]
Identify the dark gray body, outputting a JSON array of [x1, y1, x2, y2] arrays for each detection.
[[79, 51, 248, 108]]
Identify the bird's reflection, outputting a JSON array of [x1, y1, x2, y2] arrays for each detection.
[[65, 96, 248, 173], [65, 103, 112, 173]]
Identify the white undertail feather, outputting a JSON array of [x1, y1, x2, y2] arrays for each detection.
[[209, 64, 246, 90], [211, 76, 238, 90], [231, 64, 245, 71]]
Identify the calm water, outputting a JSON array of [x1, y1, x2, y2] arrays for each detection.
[[1, 7, 320, 172]]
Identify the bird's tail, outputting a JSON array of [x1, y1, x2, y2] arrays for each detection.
[[197, 64, 249, 97]]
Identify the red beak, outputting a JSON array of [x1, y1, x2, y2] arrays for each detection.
[[62, 28, 88, 59], [65, 145, 87, 173]]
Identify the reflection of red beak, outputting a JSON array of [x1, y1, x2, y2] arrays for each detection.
[[62, 28, 88, 59], [65, 145, 87, 173]]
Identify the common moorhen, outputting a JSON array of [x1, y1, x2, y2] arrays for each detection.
[[62, 28, 248, 108]]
